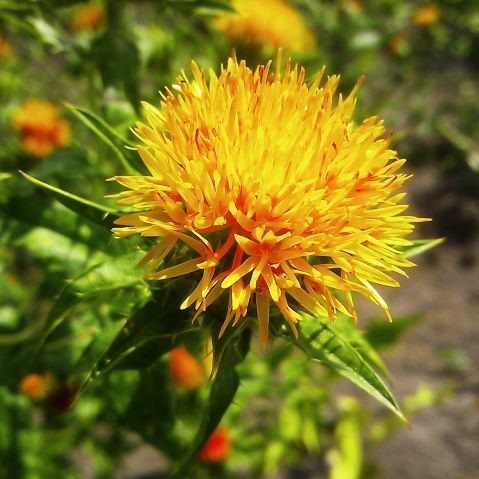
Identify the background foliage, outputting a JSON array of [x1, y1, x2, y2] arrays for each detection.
[[1, 0, 477, 478]]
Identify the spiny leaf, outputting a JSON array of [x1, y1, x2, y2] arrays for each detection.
[[92, 295, 189, 376], [64, 103, 142, 175], [333, 315, 389, 377], [19, 171, 121, 229], [278, 316, 406, 422], [402, 238, 444, 258], [41, 250, 146, 341], [73, 319, 127, 388]]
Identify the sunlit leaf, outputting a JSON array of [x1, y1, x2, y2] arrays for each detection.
[[333, 316, 389, 377], [42, 250, 145, 340], [278, 316, 406, 421], [64, 103, 142, 175], [74, 319, 127, 387], [19, 171, 121, 229], [402, 238, 444, 258], [16, 227, 90, 272], [93, 295, 189, 375], [28, 17, 64, 51]]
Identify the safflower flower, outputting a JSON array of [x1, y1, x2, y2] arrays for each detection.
[[111, 53, 423, 346], [12, 100, 70, 158], [214, 0, 314, 53]]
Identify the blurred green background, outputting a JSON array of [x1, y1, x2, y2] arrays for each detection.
[[1, 1, 478, 478]]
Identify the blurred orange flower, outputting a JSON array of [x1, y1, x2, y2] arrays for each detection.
[[12, 99, 71, 158], [215, 0, 314, 52], [198, 428, 231, 463], [69, 3, 105, 33], [413, 5, 440, 25], [0, 37, 13, 59], [168, 347, 204, 390], [19, 373, 54, 401]]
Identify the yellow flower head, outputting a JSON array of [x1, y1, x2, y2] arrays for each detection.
[[413, 5, 440, 25], [12, 100, 71, 158], [69, 3, 105, 33], [111, 53, 422, 346], [215, 0, 314, 53]]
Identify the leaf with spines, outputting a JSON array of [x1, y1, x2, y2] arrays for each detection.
[[402, 238, 444, 258], [275, 315, 406, 422], [64, 103, 142, 175], [92, 295, 189, 376], [41, 250, 146, 342], [20, 171, 121, 229]]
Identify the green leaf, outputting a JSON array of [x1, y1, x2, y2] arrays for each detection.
[[93, 294, 190, 375], [28, 17, 64, 51], [402, 238, 444, 259], [193, 0, 235, 15], [279, 316, 406, 421], [28, 146, 90, 183], [120, 362, 177, 456], [333, 316, 389, 377], [42, 250, 145, 341], [162, 0, 235, 13], [365, 315, 422, 350], [64, 103, 142, 175], [92, 32, 141, 111], [2, 193, 101, 247], [172, 327, 251, 477], [19, 171, 121, 229], [0, 388, 12, 453], [16, 227, 90, 272], [0, 387, 23, 473], [74, 319, 127, 389]]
